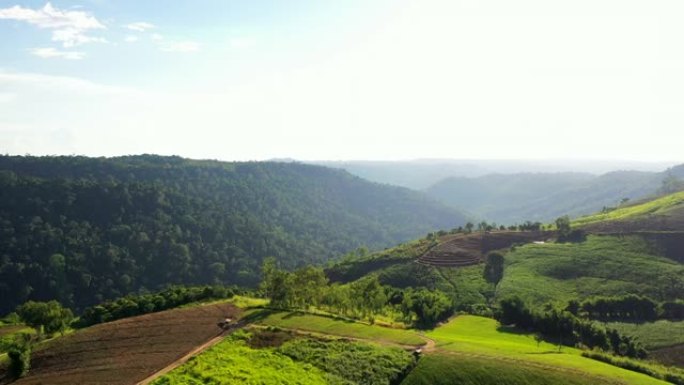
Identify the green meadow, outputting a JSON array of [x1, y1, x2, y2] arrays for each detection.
[[425, 315, 669, 385], [496, 235, 684, 306]]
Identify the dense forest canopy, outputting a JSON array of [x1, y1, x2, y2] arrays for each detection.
[[0, 155, 467, 314]]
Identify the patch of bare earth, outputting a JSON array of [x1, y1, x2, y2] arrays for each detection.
[[11, 302, 240, 385]]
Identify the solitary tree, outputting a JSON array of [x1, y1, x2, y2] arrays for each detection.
[[483, 252, 505, 284], [16, 300, 73, 336]]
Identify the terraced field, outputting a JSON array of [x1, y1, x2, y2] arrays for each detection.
[[8, 302, 240, 385], [417, 231, 550, 267]]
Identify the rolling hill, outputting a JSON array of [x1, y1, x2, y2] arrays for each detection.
[[327, 190, 684, 352], [0, 155, 468, 314], [425, 170, 670, 224]]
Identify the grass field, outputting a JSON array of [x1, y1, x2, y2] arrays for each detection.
[[10, 302, 241, 385], [496, 235, 684, 306], [401, 353, 615, 385], [250, 310, 425, 346], [573, 191, 684, 227], [425, 315, 669, 385], [150, 333, 334, 385]]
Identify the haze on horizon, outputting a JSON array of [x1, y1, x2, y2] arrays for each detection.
[[1, 0, 683, 163]]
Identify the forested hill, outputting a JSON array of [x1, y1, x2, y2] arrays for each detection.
[[425, 170, 668, 224], [0, 155, 467, 314]]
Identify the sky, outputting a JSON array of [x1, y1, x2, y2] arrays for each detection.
[[0, 0, 683, 162]]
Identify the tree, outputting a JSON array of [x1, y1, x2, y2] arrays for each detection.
[[16, 300, 73, 335], [555, 216, 571, 241], [260, 258, 293, 308], [483, 252, 505, 284], [7, 334, 32, 378], [291, 266, 328, 309], [401, 288, 452, 328], [465, 222, 474, 233]]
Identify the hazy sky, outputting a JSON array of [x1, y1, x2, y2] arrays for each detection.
[[1, 0, 683, 162]]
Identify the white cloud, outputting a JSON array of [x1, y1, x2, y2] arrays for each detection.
[[151, 33, 164, 41], [159, 40, 200, 53], [29, 47, 85, 60], [124, 35, 138, 43], [0, 2, 105, 47], [125, 22, 154, 32]]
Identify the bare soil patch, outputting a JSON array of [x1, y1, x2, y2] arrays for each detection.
[[10, 302, 240, 385]]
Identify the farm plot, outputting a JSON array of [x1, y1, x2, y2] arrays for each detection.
[[12, 302, 240, 385]]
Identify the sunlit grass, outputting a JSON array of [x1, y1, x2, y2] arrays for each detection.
[[573, 191, 684, 227], [251, 310, 425, 346], [426, 315, 670, 385]]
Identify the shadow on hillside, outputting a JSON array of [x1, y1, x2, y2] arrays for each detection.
[[240, 308, 278, 324], [496, 325, 530, 336]]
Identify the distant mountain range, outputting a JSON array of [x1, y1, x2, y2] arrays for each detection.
[[311, 159, 684, 224]]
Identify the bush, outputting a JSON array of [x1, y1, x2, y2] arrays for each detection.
[[7, 337, 32, 378], [78, 285, 235, 327]]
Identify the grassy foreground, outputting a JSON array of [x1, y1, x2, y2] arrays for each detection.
[[150, 334, 333, 385], [425, 315, 669, 385]]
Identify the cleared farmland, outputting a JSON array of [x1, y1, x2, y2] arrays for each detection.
[[10, 302, 240, 385]]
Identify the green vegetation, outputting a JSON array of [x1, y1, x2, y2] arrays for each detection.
[[262, 260, 454, 328], [0, 155, 466, 314], [426, 315, 669, 385], [573, 190, 684, 227], [78, 285, 235, 327], [278, 338, 414, 385], [152, 330, 414, 385], [401, 354, 613, 385], [497, 235, 684, 307], [5, 333, 32, 379], [150, 332, 336, 385], [608, 320, 684, 349], [16, 300, 73, 336], [582, 351, 684, 385], [496, 297, 645, 358], [252, 311, 424, 346]]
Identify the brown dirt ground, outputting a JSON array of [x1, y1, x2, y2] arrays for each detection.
[[651, 343, 684, 369], [9, 302, 240, 385]]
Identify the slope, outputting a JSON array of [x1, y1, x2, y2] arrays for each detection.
[[0, 155, 468, 314], [425, 170, 665, 224]]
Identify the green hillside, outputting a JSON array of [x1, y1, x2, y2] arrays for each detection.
[[573, 190, 684, 229], [416, 315, 670, 385], [0, 155, 467, 314], [496, 235, 684, 307]]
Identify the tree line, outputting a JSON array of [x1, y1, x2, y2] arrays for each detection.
[[572, 295, 684, 322], [261, 258, 452, 328], [497, 296, 646, 358]]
